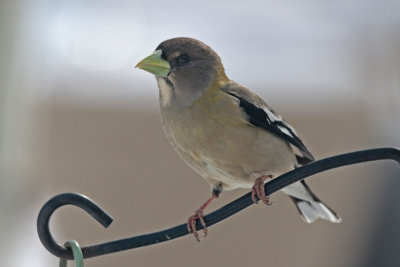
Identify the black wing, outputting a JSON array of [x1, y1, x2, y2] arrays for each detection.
[[226, 92, 314, 164]]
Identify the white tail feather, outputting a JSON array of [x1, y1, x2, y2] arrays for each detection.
[[283, 181, 341, 223], [296, 199, 341, 223]]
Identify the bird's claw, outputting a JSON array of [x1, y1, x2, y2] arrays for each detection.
[[251, 175, 273, 205], [187, 209, 207, 241]]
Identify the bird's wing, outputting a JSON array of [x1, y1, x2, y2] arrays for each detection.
[[221, 81, 314, 164]]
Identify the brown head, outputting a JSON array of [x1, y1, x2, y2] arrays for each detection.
[[136, 37, 228, 108]]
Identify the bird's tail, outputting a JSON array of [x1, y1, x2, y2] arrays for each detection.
[[290, 196, 341, 223], [284, 181, 341, 223]]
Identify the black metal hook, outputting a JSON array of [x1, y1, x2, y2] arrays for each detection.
[[37, 147, 400, 260], [37, 193, 113, 259]]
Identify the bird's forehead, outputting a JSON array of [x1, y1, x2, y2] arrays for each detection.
[[155, 38, 211, 58], [156, 44, 191, 55]]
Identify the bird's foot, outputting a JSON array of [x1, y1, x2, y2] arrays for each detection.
[[187, 209, 207, 242], [187, 194, 217, 241], [251, 175, 273, 205]]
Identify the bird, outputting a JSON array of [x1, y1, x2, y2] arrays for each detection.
[[135, 37, 341, 241]]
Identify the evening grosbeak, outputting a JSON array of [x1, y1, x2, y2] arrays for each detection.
[[136, 37, 341, 241]]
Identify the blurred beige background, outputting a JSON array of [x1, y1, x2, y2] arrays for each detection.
[[1, 0, 399, 266]]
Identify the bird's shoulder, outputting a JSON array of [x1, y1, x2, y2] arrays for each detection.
[[220, 81, 273, 111], [219, 80, 284, 125], [220, 80, 315, 164]]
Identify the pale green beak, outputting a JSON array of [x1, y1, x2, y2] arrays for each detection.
[[135, 50, 170, 78]]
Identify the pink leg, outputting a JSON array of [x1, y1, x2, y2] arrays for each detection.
[[251, 175, 273, 205], [187, 195, 216, 241]]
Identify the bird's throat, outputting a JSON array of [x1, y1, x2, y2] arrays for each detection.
[[158, 77, 174, 108]]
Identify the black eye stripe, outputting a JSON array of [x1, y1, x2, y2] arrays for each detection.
[[175, 54, 190, 65], [160, 51, 168, 61]]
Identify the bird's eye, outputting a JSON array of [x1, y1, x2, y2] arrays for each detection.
[[175, 54, 190, 65]]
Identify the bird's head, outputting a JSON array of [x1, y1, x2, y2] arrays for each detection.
[[136, 37, 228, 108]]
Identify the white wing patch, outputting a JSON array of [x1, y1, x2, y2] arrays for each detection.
[[277, 125, 293, 138], [263, 106, 298, 138], [262, 106, 281, 122]]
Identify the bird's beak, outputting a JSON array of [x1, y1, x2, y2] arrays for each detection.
[[135, 50, 170, 78]]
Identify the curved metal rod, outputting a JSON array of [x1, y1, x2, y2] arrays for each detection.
[[37, 193, 113, 259], [37, 147, 400, 260]]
